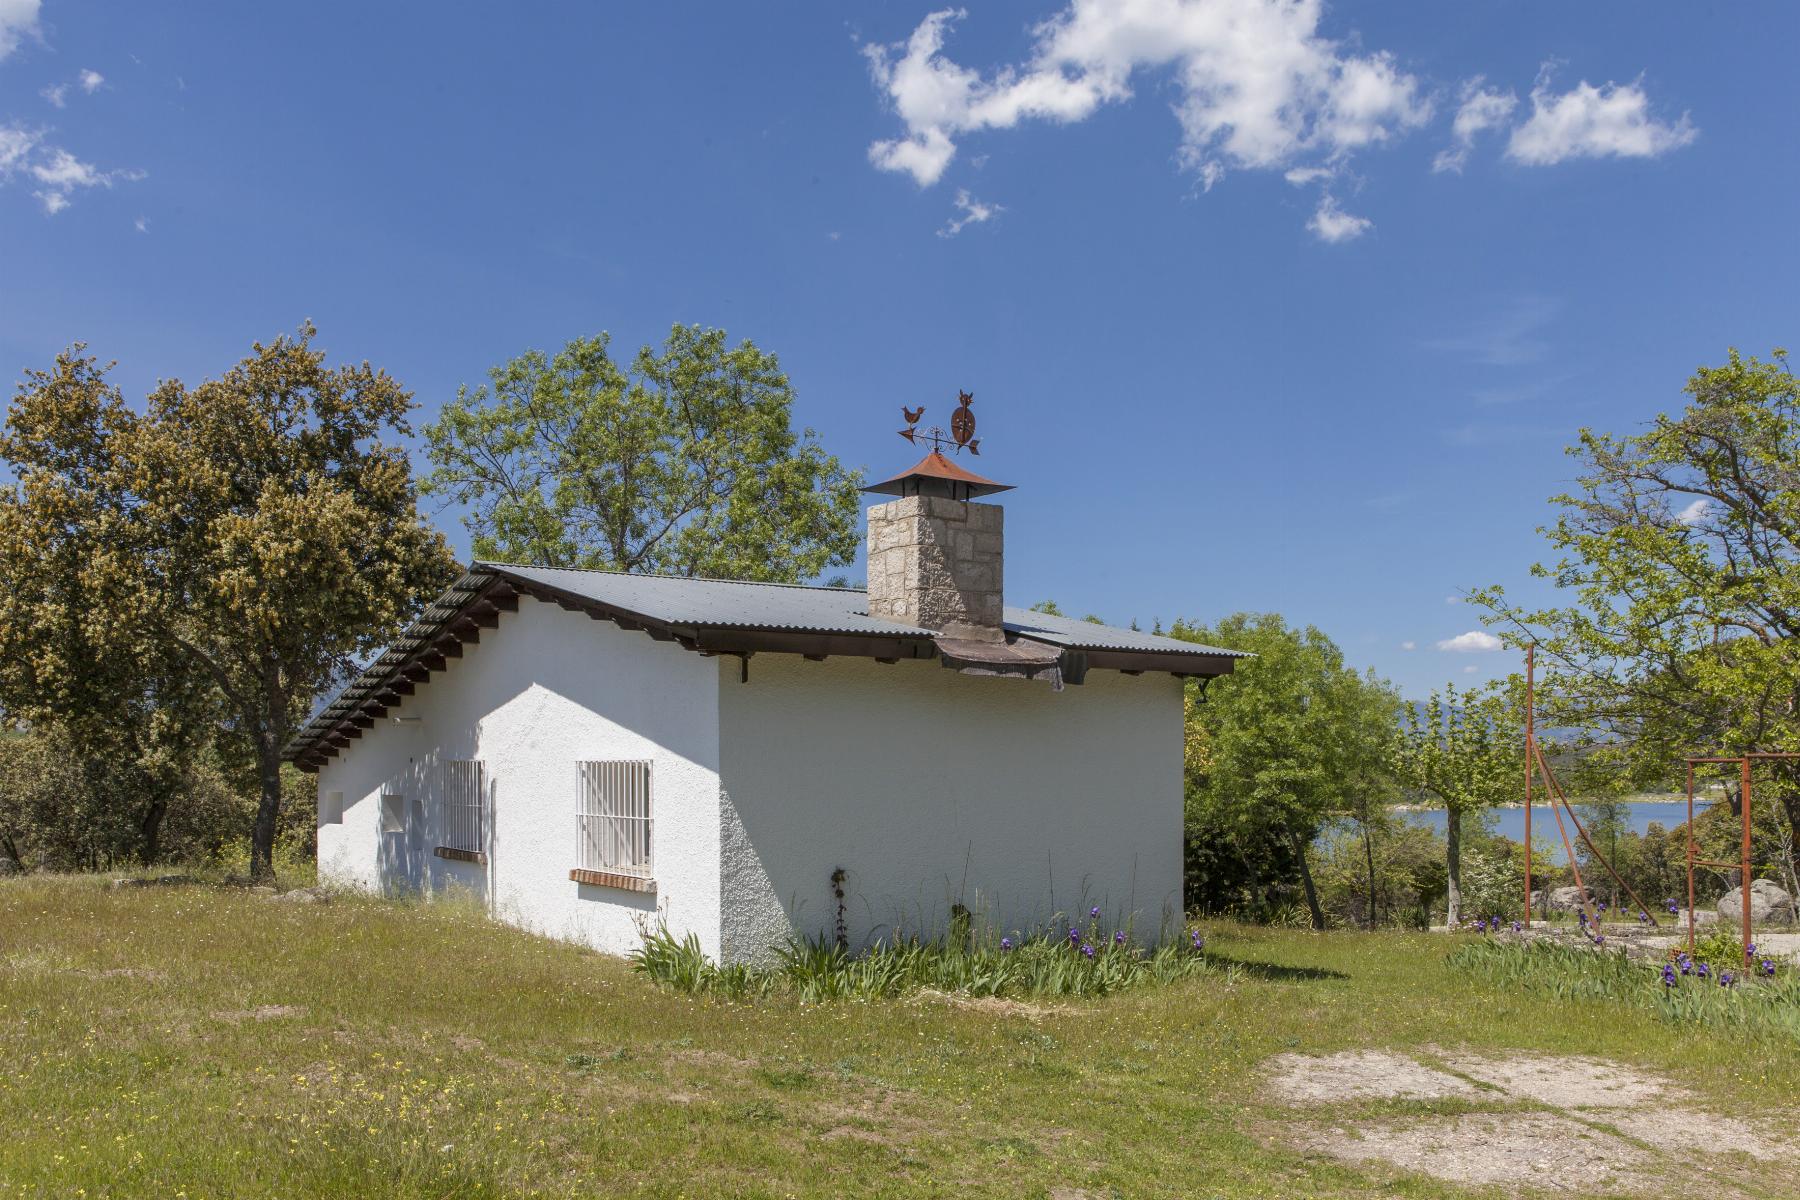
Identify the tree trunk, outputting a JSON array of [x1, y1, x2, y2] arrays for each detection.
[[1290, 830, 1327, 931], [1445, 807, 1463, 927], [138, 793, 168, 865], [250, 733, 283, 882], [1362, 821, 1378, 931]]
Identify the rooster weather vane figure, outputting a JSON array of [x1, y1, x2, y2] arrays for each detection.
[[898, 390, 982, 456]]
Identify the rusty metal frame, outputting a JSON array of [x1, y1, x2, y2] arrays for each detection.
[[1681, 751, 1799, 961], [1522, 646, 1662, 933]]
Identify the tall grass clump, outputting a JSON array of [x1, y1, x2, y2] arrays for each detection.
[[631, 912, 1212, 1003], [1451, 937, 1800, 1041]]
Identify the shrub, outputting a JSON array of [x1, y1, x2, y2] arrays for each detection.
[[630, 915, 1212, 1003], [1450, 938, 1800, 1041]]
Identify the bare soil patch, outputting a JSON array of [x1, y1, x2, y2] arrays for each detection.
[[1444, 1053, 1676, 1109], [1294, 1112, 1650, 1192], [1604, 1108, 1790, 1161], [1265, 1050, 1479, 1103]]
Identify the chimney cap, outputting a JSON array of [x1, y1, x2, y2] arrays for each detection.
[[863, 449, 1013, 500]]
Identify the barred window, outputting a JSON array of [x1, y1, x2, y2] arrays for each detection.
[[436, 759, 488, 863], [577, 760, 652, 877]]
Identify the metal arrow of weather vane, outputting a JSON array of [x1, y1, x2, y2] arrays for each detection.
[[898, 390, 982, 455]]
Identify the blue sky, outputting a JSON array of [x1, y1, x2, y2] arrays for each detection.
[[1, 1, 1794, 698]]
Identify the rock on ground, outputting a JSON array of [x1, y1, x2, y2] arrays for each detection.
[[1717, 879, 1795, 926]]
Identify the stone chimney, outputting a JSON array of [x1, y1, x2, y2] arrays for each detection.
[[867, 494, 1004, 641], [863, 449, 1012, 642]]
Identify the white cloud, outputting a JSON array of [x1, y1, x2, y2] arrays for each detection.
[[0, 0, 40, 61], [1675, 498, 1710, 526], [938, 187, 1002, 237], [1400, 640, 1416, 651], [0, 127, 141, 215], [40, 83, 65, 107], [0, 123, 35, 173], [1507, 72, 1696, 166], [134, 215, 147, 233], [1307, 193, 1370, 243], [78, 68, 104, 94], [1437, 630, 1503, 653], [863, 1, 1431, 202], [1462, 664, 1478, 674], [1445, 595, 1461, 604], [1283, 166, 1332, 187], [1433, 77, 1516, 173]]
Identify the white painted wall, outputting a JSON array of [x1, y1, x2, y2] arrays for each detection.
[[716, 654, 1184, 963], [315, 597, 723, 958]]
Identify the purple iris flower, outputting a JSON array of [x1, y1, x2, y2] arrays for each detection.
[[1089, 906, 1101, 920], [1080, 942, 1095, 959], [1069, 927, 1082, 945], [1661, 964, 1677, 987], [1510, 921, 1522, 933], [1678, 956, 1693, 975], [1666, 899, 1679, 914], [1746, 942, 1757, 958], [1000, 937, 1013, 951], [1720, 971, 1736, 987], [1638, 911, 1650, 924], [1697, 963, 1711, 979], [1113, 930, 1126, 946], [1761, 960, 1776, 977], [1190, 931, 1204, 951]]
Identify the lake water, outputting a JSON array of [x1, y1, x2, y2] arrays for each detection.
[[1396, 798, 1702, 862]]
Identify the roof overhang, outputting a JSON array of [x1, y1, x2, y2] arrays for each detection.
[[284, 564, 1236, 771]]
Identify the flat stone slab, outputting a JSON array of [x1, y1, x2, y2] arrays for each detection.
[[1265, 1051, 1478, 1103]]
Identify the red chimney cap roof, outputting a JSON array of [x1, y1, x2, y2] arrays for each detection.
[[863, 450, 1014, 500]]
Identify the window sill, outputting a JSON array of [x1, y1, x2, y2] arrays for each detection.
[[569, 868, 655, 894], [434, 846, 488, 865]]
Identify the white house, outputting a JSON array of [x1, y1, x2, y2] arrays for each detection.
[[288, 447, 1243, 963]]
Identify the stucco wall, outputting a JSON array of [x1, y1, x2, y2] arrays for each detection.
[[716, 654, 1184, 963], [315, 597, 723, 958]]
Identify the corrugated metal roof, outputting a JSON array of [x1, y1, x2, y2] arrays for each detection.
[[287, 563, 1245, 762], [1001, 608, 1248, 658], [485, 563, 1245, 657], [483, 563, 928, 636]]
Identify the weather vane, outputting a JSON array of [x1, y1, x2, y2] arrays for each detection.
[[899, 390, 982, 456]]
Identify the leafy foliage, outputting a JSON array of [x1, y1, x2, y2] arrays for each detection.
[[422, 325, 862, 581], [0, 326, 459, 877], [630, 916, 1213, 1002], [1472, 348, 1800, 894], [1396, 681, 1519, 924], [1171, 613, 1401, 926]]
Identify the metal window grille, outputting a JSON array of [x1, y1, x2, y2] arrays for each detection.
[[577, 760, 652, 876], [441, 760, 488, 854]]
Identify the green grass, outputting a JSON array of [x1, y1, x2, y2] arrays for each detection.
[[3, 876, 1799, 1198], [630, 922, 1213, 1002]]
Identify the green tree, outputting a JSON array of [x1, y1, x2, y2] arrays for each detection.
[[0, 326, 459, 879], [1172, 613, 1402, 929], [1396, 681, 1518, 926], [422, 325, 862, 581], [1472, 348, 1800, 898]]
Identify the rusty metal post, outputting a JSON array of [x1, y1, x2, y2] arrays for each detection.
[[1524, 645, 1534, 926], [1741, 756, 1754, 964], [1685, 761, 1697, 958]]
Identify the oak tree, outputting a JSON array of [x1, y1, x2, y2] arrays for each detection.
[[0, 325, 459, 878]]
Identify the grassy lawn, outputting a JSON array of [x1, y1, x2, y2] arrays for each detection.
[[2, 877, 1797, 1198]]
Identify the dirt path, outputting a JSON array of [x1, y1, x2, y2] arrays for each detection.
[[1265, 1049, 1796, 1197]]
